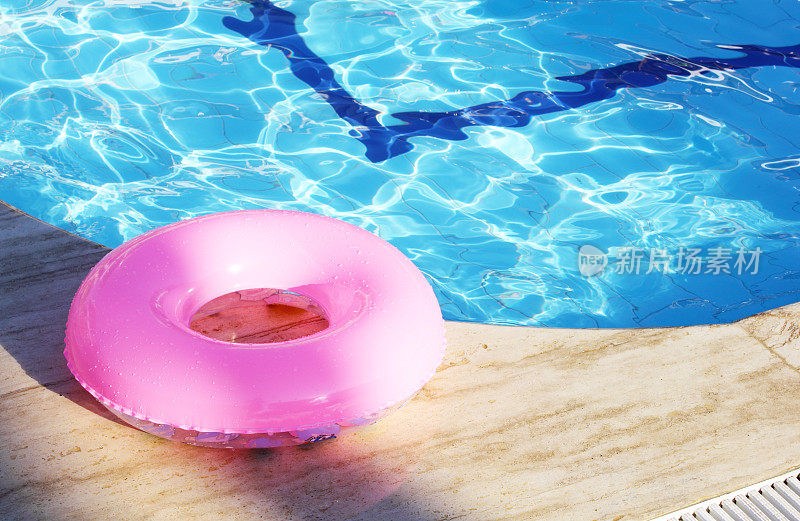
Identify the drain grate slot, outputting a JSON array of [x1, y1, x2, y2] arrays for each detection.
[[654, 470, 800, 521]]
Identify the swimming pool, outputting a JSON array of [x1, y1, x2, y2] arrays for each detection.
[[1, 0, 799, 327]]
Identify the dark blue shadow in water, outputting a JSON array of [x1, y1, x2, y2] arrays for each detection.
[[223, 1, 800, 162]]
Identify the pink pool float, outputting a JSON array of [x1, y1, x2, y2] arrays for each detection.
[[64, 210, 446, 448]]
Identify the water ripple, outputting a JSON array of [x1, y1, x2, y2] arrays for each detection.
[[1, 0, 800, 327]]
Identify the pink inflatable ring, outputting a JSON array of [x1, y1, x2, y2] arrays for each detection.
[[64, 210, 446, 448]]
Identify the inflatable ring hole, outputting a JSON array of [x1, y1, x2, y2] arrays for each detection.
[[188, 288, 329, 344]]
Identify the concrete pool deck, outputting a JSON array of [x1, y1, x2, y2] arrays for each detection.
[[2, 200, 800, 521]]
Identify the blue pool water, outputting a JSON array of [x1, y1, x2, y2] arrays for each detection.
[[1, 0, 799, 327]]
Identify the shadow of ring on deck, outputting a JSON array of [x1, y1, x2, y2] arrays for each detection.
[[164, 437, 440, 521], [0, 202, 123, 425]]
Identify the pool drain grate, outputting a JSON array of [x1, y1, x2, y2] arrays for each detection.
[[652, 469, 800, 521]]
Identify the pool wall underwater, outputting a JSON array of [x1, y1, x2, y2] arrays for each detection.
[[1, 0, 800, 327]]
